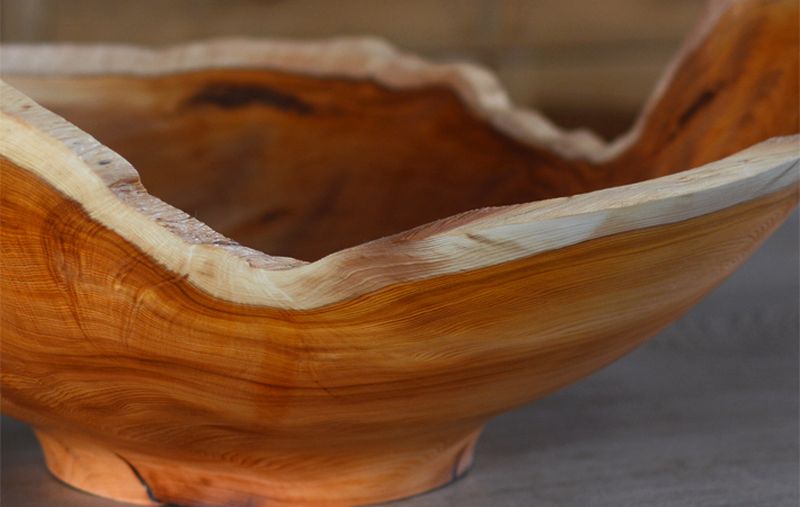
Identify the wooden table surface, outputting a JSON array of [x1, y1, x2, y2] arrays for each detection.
[[2, 213, 797, 507]]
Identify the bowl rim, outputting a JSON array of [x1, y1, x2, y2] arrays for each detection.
[[0, 0, 731, 163], [0, 0, 797, 311]]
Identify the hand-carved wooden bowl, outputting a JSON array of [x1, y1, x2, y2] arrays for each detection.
[[1, 1, 798, 506]]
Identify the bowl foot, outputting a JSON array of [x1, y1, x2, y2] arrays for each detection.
[[33, 426, 482, 506], [34, 429, 159, 505]]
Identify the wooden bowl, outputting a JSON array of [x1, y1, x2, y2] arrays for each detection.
[[1, 1, 798, 506]]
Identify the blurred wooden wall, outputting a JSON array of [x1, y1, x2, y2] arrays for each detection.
[[0, 0, 706, 139]]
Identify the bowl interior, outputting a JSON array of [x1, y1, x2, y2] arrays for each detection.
[[7, 3, 798, 262], [7, 69, 641, 261]]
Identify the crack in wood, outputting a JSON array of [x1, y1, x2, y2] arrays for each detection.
[[184, 82, 313, 114], [114, 453, 162, 504], [677, 86, 721, 128]]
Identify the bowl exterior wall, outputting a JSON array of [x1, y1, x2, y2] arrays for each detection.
[[2, 154, 797, 505]]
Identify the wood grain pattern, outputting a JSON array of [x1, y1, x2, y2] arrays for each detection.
[[2, 156, 797, 506], [0, 1, 798, 506], [2, 0, 796, 262], [34, 429, 157, 506]]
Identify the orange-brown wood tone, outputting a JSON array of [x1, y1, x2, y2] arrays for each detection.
[[4, 0, 796, 261], [0, 1, 798, 506], [3, 156, 797, 506]]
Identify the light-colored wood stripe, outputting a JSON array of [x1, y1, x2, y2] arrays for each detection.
[[1, 80, 797, 309], [1, 0, 792, 163], [2, 155, 797, 505]]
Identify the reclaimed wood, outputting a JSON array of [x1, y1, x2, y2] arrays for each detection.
[[0, 1, 798, 506]]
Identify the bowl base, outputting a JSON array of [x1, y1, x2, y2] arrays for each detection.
[[33, 426, 482, 506]]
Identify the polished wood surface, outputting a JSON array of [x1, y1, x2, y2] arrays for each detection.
[[3, 0, 796, 261], [2, 155, 797, 506], [0, 1, 798, 506], [34, 430, 157, 506]]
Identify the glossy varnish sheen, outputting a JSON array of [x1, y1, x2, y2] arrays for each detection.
[[2, 156, 797, 505], [3, 0, 796, 261]]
